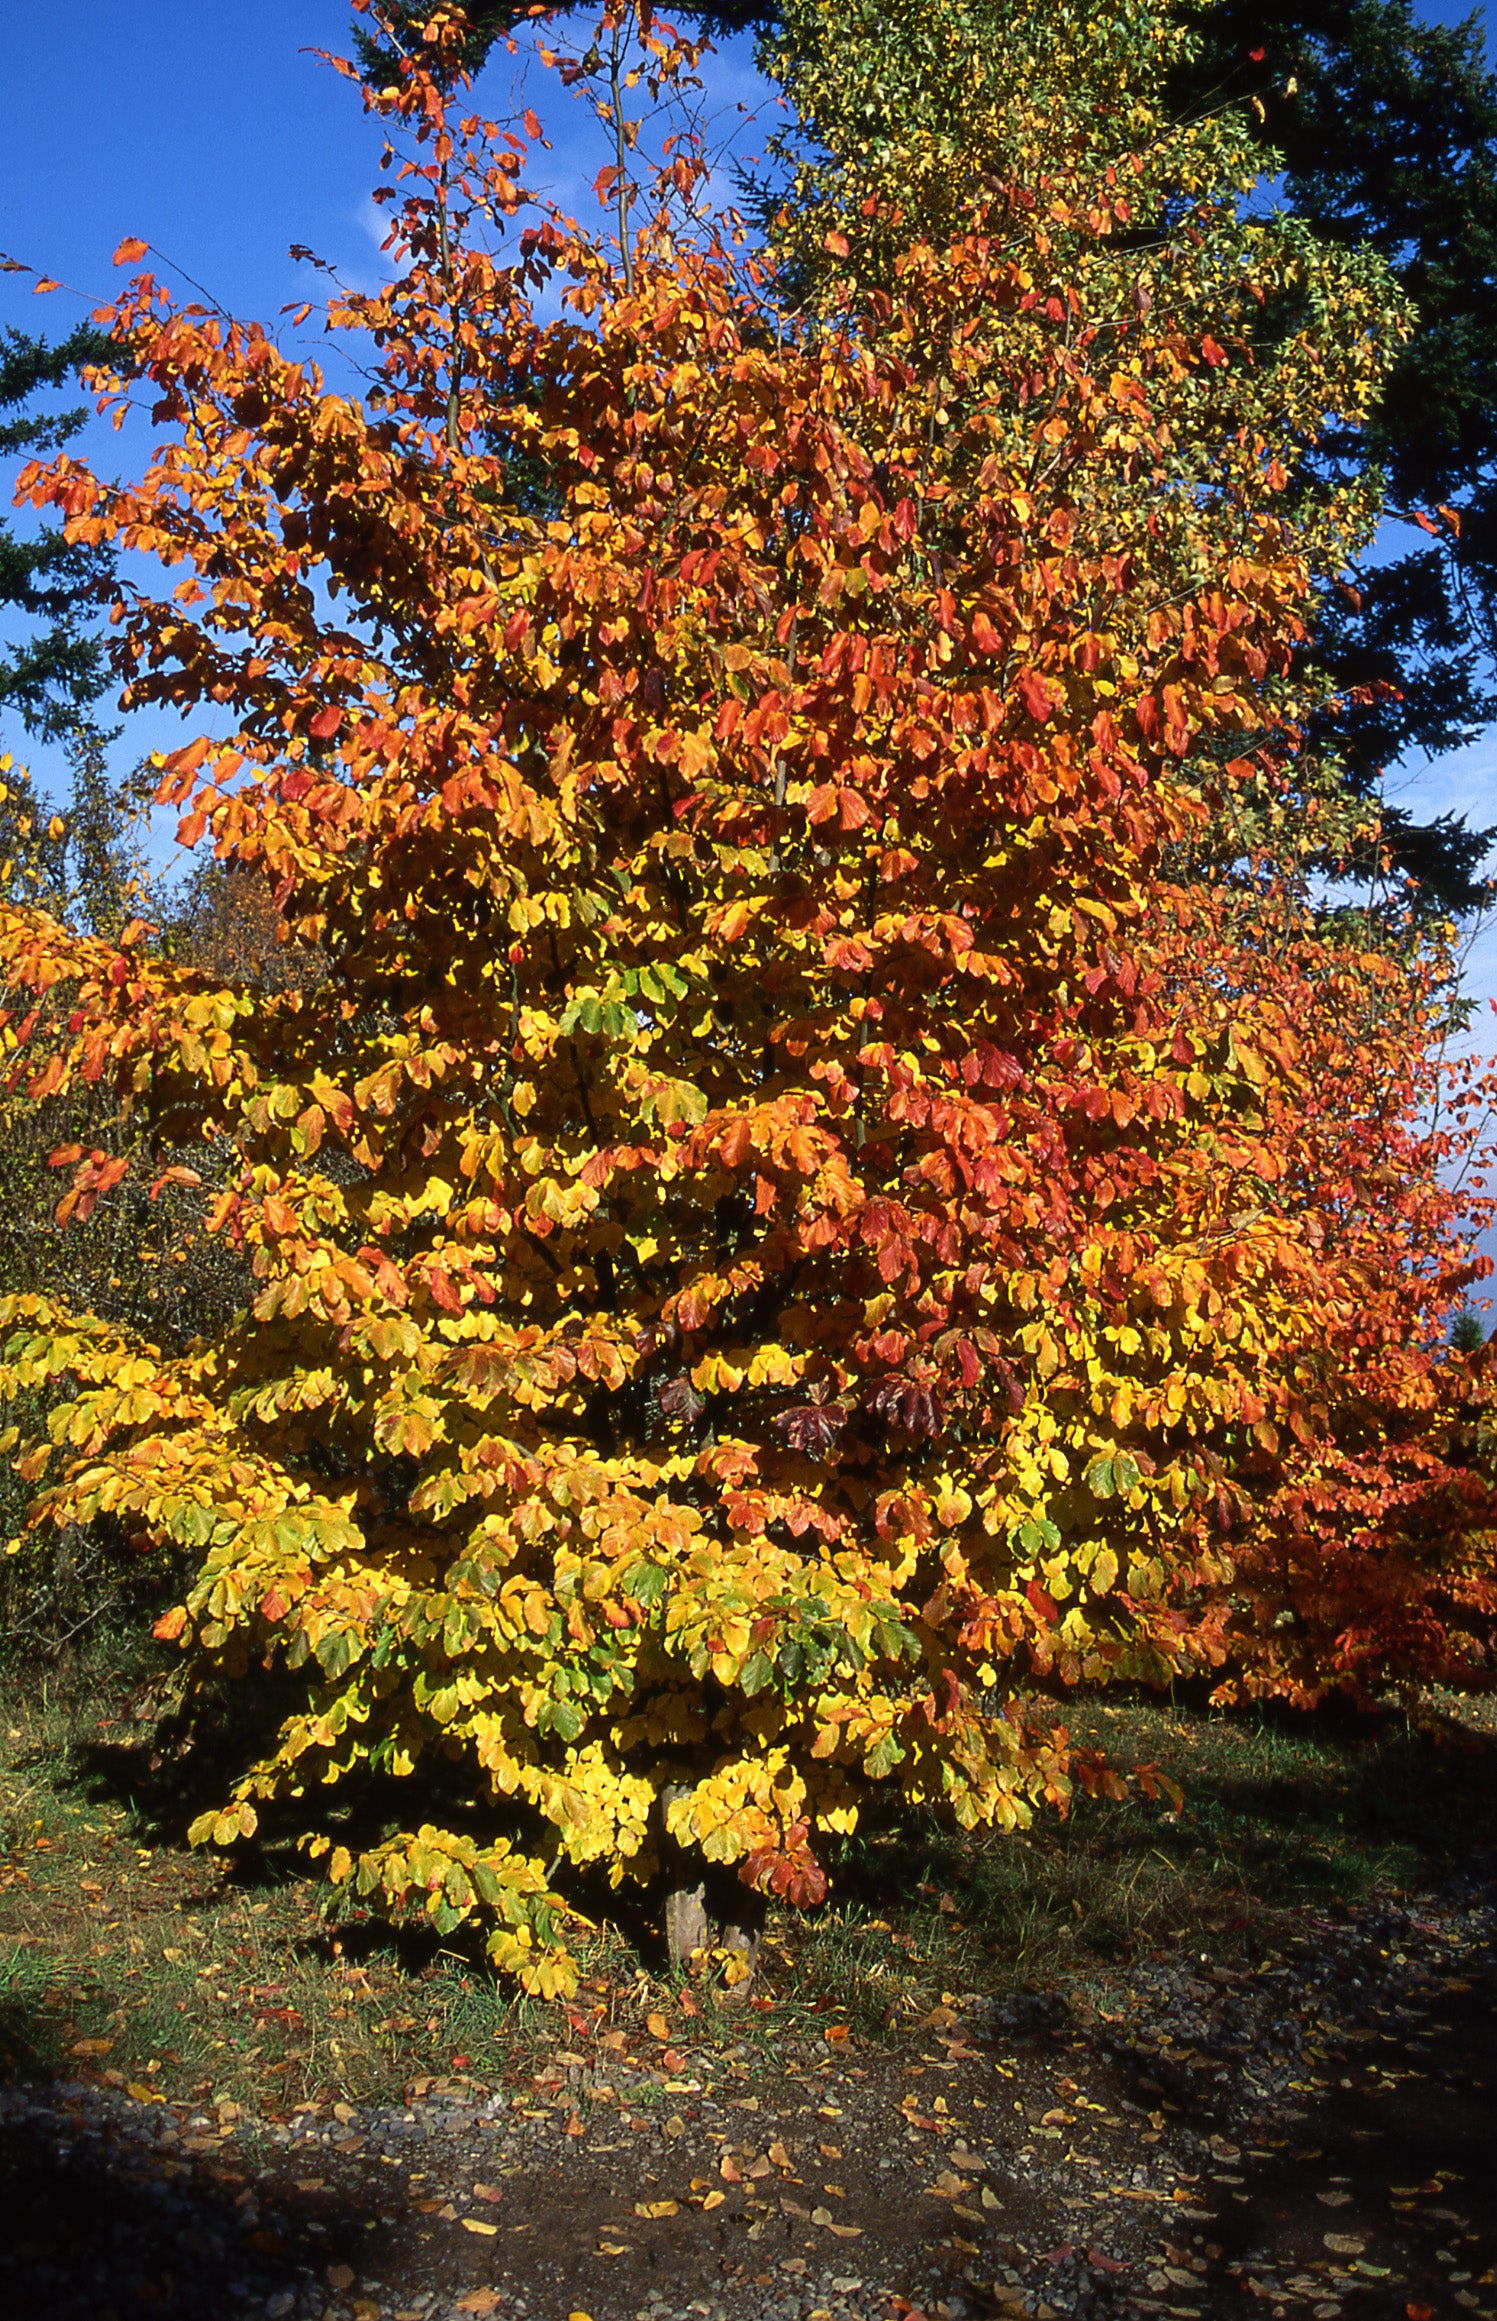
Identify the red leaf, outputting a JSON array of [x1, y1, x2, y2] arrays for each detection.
[[309, 705, 342, 740], [1026, 1579, 1059, 1624], [1017, 667, 1058, 721]]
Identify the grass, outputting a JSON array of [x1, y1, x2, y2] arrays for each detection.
[[791, 1687, 1497, 2029], [3, 1636, 1495, 2113]]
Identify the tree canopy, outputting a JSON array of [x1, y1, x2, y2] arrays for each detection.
[[366, 0, 1497, 914]]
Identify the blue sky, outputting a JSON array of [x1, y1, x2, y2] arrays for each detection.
[[1, 0, 1494, 1004]]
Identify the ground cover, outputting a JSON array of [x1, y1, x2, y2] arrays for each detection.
[[3, 1661, 1495, 2111], [1, 1664, 1494, 2321]]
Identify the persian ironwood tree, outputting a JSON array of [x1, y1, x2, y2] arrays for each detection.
[[0, 3, 1492, 1991]]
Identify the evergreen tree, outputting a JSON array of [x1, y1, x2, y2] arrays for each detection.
[[1172, 0, 1497, 915], [0, 325, 116, 739]]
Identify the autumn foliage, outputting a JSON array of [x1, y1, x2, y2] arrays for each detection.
[[0, 3, 1493, 1992]]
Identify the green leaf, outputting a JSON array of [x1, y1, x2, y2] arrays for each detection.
[[739, 1648, 774, 1696]]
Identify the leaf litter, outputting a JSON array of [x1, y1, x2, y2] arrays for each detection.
[[1, 1869, 1494, 2321]]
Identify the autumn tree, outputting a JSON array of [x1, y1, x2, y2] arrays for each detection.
[[0, 2, 1491, 1990]]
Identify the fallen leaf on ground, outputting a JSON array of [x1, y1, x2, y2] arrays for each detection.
[[927, 2172, 973, 2199], [646, 2013, 670, 2040], [327, 2267, 355, 2292], [702, 2191, 725, 2211], [1318, 2192, 1353, 2207], [462, 2217, 499, 2236], [1325, 2235, 1366, 2256], [454, 2294, 499, 2316], [472, 2183, 502, 2204], [635, 2200, 678, 2219]]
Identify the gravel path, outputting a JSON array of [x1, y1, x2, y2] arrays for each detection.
[[3, 1876, 1493, 2321]]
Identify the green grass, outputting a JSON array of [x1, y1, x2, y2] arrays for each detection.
[[3, 1640, 1494, 2112], [786, 1689, 1497, 2025]]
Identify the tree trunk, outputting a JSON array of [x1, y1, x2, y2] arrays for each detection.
[[664, 1874, 712, 1967], [658, 1785, 765, 1980]]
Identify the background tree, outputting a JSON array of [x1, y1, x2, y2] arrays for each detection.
[[0, 324, 116, 741], [1171, 0, 1497, 915]]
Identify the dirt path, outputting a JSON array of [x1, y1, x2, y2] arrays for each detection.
[[2, 1874, 1493, 2321]]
